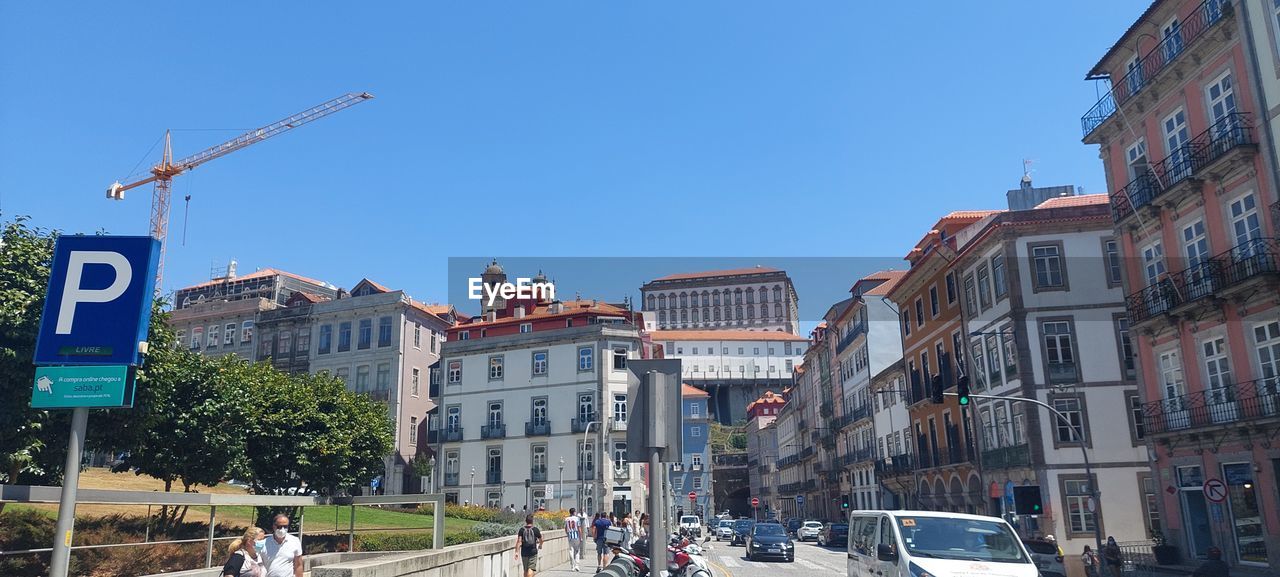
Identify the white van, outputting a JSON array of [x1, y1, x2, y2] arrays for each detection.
[[846, 510, 1038, 577]]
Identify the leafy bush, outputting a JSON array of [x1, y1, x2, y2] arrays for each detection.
[[355, 532, 434, 551], [432, 503, 527, 525], [0, 509, 52, 577], [472, 522, 519, 540], [445, 530, 482, 546]]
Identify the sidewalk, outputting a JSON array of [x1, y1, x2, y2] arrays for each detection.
[[538, 561, 585, 576]]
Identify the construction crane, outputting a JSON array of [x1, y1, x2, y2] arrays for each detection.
[[107, 92, 374, 288]]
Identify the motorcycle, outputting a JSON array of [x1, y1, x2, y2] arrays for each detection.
[[666, 534, 713, 577]]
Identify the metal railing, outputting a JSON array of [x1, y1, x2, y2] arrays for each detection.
[[779, 482, 802, 494], [874, 454, 916, 478], [1082, 0, 1228, 137], [442, 427, 463, 442], [1110, 112, 1255, 222], [1127, 238, 1278, 324], [800, 446, 815, 460], [0, 485, 446, 570], [480, 424, 506, 439], [613, 467, 631, 480], [981, 443, 1031, 470], [525, 421, 551, 436], [571, 416, 596, 433], [610, 418, 628, 432], [835, 321, 866, 354], [444, 472, 460, 486], [715, 453, 749, 467], [1143, 377, 1280, 435], [531, 469, 548, 483], [577, 467, 596, 481], [486, 470, 502, 484]]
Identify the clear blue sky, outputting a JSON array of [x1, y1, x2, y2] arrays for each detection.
[[0, 1, 1144, 308]]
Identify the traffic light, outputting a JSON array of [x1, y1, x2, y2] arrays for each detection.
[[841, 495, 850, 510], [930, 375, 944, 404], [956, 375, 971, 406], [1012, 486, 1043, 515]]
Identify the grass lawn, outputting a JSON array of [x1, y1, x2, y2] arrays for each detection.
[[10, 468, 482, 536]]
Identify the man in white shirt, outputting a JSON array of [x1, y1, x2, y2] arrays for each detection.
[[263, 513, 303, 577], [564, 507, 583, 571]]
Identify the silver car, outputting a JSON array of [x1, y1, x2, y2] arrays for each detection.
[[796, 520, 823, 541], [715, 519, 735, 541]]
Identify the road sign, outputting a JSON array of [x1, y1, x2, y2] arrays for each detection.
[[34, 236, 160, 366], [1203, 478, 1227, 503], [1087, 497, 1096, 513], [689, 491, 697, 502], [31, 365, 135, 408], [751, 497, 759, 507], [545, 484, 554, 499], [795, 494, 805, 505]]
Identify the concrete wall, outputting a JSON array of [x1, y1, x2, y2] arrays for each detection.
[[312, 530, 568, 577]]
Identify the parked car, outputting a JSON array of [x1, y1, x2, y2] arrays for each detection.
[[731, 519, 755, 546], [1021, 538, 1066, 577], [797, 520, 823, 541], [785, 518, 802, 535], [715, 519, 736, 541], [679, 515, 702, 538], [745, 522, 795, 562], [817, 521, 847, 547]]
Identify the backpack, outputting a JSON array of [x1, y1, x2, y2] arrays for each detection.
[[521, 526, 538, 548]]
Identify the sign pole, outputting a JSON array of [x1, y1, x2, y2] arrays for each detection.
[[49, 407, 88, 577], [647, 371, 666, 554]]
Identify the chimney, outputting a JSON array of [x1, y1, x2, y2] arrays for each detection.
[[514, 306, 526, 319], [549, 301, 564, 314], [486, 311, 497, 322]]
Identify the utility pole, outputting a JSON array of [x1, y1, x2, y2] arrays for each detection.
[[645, 370, 667, 553]]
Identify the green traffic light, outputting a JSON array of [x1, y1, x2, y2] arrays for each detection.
[[959, 396, 969, 406]]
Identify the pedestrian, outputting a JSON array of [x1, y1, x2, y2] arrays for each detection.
[[220, 526, 267, 577], [637, 513, 649, 540], [1104, 536, 1123, 577], [619, 514, 633, 550], [263, 514, 303, 577], [514, 515, 543, 577], [1192, 546, 1229, 577], [564, 507, 584, 572], [592, 512, 613, 572], [1081, 545, 1099, 577]]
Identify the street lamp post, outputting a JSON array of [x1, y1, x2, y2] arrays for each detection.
[[579, 421, 601, 513], [558, 456, 565, 511], [469, 467, 476, 505], [428, 456, 436, 494]]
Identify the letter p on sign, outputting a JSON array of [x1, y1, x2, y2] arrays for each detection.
[[34, 236, 160, 367], [57, 251, 132, 334]]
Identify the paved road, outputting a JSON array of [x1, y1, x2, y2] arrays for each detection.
[[539, 537, 847, 577]]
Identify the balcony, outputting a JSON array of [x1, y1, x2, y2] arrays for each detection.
[[486, 470, 502, 484], [835, 321, 867, 354], [480, 424, 507, 439], [531, 469, 548, 483], [525, 421, 551, 437], [1082, 0, 1233, 140], [444, 472, 460, 487], [691, 463, 704, 472], [981, 444, 1031, 470], [613, 467, 631, 480], [802, 479, 817, 491], [777, 454, 800, 469], [779, 482, 802, 494], [1142, 378, 1280, 436], [1109, 113, 1257, 226], [1047, 361, 1078, 384], [671, 463, 684, 472], [1127, 239, 1279, 327], [578, 467, 596, 481], [847, 404, 871, 426], [799, 446, 815, 460], [442, 428, 463, 442], [572, 415, 597, 433], [874, 454, 916, 478], [610, 418, 628, 432]]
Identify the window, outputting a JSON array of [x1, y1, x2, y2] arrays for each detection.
[[929, 286, 939, 317], [223, 323, 236, 346], [971, 341, 987, 390], [578, 347, 593, 371], [691, 454, 702, 467], [409, 416, 418, 445], [446, 406, 460, 431], [963, 274, 977, 315], [532, 351, 548, 375], [991, 254, 1008, 299], [377, 316, 392, 347], [358, 319, 372, 349], [690, 401, 701, 419], [977, 265, 992, 309], [902, 309, 911, 337], [338, 321, 352, 352], [520, 323, 532, 334], [413, 324, 421, 348], [532, 397, 548, 425], [1141, 475, 1162, 537], [487, 447, 502, 474], [191, 327, 203, 350], [613, 394, 627, 423], [431, 331, 438, 352], [240, 320, 253, 344], [411, 368, 420, 397], [335, 367, 349, 386], [1031, 244, 1066, 290], [175, 329, 185, 348], [447, 361, 461, 384], [532, 445, 547, 475], [1255, 321, 1280, 394], [1063, 478, 1096, 534], [1001, 329, 1017, 378], [1053, 397, 1085, 443], [1207, 70, 1237, 137], [773, 286, 782, 302], [278, 330, 292, 355], [356, 365, 370, 392], [692, 476, 703, 489], [945, 272, 957, 304], [318, 324, 332, 354], [612, 347, 627, 370], [488, 402, 503, 427], [986, 334, 1000, 385], [672, 477, 683, 491], [753, 347, 760, 355], [691, 425, 702, 437], [914, 298, 925, 327], [488, 356, 504, 380], [1159, 350, 1187, 402], [613, 442, 627, 472], [1042, 321, 1076, 382], [1104, 239, 1123, 286], [1164, 108, 1192, 182], [579, 394, 594, 422], [376, 362, 390, 390], [785, 359, 793, 372], [784, 342, 792, 355], [1202, 337, 1233, 399], [1229, 193, 1262, 251], [460, 330, 470, 341], [1128, 392, 1145, 443], [208, 325, 219, 348]]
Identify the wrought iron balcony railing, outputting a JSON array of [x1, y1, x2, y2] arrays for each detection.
[[526, 421, 551, 436], [480, 424, 506, 439], [874, 454, 916, 478], [802, 479, 817, 491], [1082, 0, 1229, 138], [614, 467, 631, 480], [1143, 377, 1280, 435], [577, 466, 596, 481], [531, 469, 548, 483], [444, 473, 460, 486], [799, 446, 815, 460], [442, 428, 463, 442], [779, 482, 802, 494], [836, 320, 867, 355], [486, 470, 502, 484], [1127, 238, 1278, 324], [981, 444, 1031, 470], [572, 415, 597, 433]]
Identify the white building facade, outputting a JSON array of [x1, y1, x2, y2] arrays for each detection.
[[640, 267, 801, 334], [648, 329, 805, 424]]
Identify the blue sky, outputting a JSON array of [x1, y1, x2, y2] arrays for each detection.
[[0, 1, 1143, 309]]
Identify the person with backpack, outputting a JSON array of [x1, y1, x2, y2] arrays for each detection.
[[592, 512, 613, 572], [514, 515, 543, 577], [564, 507, 584, 572], [1103, 536, 1123, 577], [1081, 545, 1099, 577]]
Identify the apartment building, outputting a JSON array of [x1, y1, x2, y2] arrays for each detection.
[[173, 265, 338, 311], [870, 360, 910, 509], [745, 391, 785, 516], [953, 195, 1152, 552], [169, 297, 272, 360], [1081, 0, 1279, 567], [640, 267, 801, 334], [648, 329, 806, 424], [670, 384, 713, 522]]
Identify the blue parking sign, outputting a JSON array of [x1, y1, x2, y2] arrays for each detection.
[[34, 236, 160, 366]]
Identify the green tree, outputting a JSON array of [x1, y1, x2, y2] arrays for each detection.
[[0, 217, 62, 484]]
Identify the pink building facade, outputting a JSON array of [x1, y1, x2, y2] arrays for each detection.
[[1082, 0, 1279, 569]]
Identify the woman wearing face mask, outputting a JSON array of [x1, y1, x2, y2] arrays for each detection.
[[221, 526, 267, 577]]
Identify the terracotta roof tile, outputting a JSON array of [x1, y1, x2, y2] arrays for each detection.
[[177, 268, 333, 292], [682, 384, 710, 398], [650, 266, 781, 282], [647, 329, 807, 342], [855, 270, 907, 296], [456, 300, 633, 329], [1032, 194, 1109, 210]]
